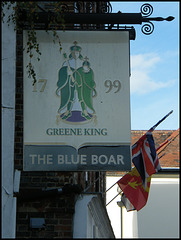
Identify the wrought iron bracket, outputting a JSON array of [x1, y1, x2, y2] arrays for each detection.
[[18, 3, 174, 36], [139, 4, 174, 35]]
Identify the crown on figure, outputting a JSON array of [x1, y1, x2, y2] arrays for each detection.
[[70, 41, 81, 52]]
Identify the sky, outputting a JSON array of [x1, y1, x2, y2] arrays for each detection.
[[110, 1, 179, 130]]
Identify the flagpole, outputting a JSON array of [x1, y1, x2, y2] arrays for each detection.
[[106, 191, 122, 206], [148, 110, 173, 132], [157, 131, 179, 155], [156, 138, 172, 152], [158, 153, 166, 160], [105, 182, 118, 192]]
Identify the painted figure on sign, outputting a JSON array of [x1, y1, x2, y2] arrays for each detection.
[[56, 41, 97, 123]]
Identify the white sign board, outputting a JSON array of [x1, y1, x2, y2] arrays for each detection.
[[23, 30, 131, 171]]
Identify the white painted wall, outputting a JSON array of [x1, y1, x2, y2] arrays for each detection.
[[106, 176, 122, 238], [137, 177, 179, 238], [106, 175, 179, 239], [1, 4, 17, 238], [121, 207, 138, 238]]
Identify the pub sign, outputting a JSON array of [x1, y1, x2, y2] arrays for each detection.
[[23, 30, 131, 171]]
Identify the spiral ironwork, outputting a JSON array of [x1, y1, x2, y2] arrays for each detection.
[[141, 3, 154, 35], [140, 3, 153, 17], [141, 22, 154, 35]]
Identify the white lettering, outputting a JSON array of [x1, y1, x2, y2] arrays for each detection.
[[91, 154, 125, 165], [65, 155, 71, 164], [81, 155, 87, 165], [38, 154, 46, 164], [58, 154, 87, 165], [58, 155, 64, 164], [47, 154, 53, 164], [99, 155, 108, 164], [108, 155, 116, 164], [117, 155, 124, 165], [30, 154, 53, 165], [71, 155, 79, 164], [29, 154, 37, 164], [91, 155, 98, 164]]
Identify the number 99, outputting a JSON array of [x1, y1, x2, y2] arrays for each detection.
[[104, 80, 121, 93]]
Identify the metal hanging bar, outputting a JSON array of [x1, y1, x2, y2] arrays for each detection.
[[19, 11, 174, 25]]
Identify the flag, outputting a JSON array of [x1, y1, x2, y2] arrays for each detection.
[[110, 113, 173, 210], [117, 167, 151, 211], [132, 131, 161, 189], [117, 132, 159, 211]]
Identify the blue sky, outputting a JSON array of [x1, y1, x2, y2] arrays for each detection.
[[110, 1, 179, 130]]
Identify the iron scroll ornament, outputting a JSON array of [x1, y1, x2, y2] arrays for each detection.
[[141, 3, 153, 17], [141, 3, 154, 35], [140, 3, 174, 35], [142, 21, 154, 35]]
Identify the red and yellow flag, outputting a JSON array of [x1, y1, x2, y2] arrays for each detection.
[[117, 167, 151, 211]]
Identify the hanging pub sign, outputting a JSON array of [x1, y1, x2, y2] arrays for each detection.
[[23, 30, 131, 171]]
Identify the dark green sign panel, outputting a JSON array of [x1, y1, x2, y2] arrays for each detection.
[[24, 145, 131, 171]]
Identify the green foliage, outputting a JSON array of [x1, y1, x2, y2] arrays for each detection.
[[2, 1, 64, 85]]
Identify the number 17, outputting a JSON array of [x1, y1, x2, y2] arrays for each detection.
[[33, 79, 47, 92]]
